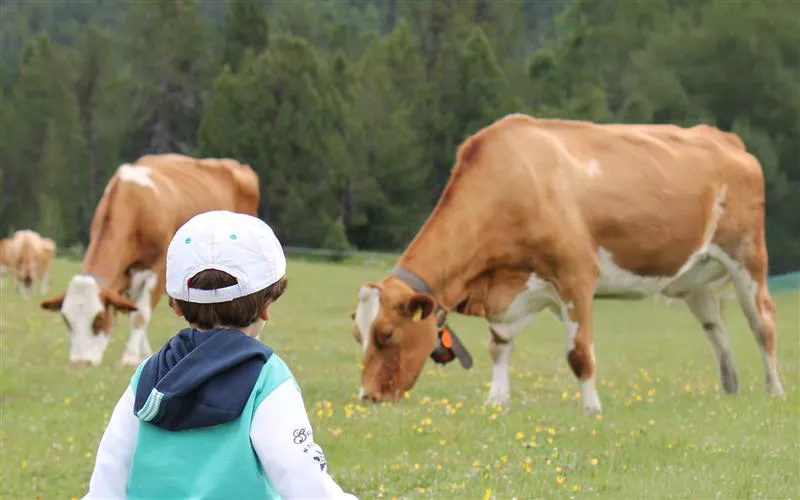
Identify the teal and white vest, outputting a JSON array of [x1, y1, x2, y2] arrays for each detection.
[[126, 354, 294, 499]]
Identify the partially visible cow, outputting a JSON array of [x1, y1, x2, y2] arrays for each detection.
[[350, 113, 785, 413], [0, 237, 13, 286], [6, 229, 56, 296], [40, 154, 260, 366]]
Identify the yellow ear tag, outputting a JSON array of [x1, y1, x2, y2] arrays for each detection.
[[412, 307, 422, 322]]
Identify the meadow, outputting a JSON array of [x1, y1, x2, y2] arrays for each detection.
[[1, 258, 798, 499]]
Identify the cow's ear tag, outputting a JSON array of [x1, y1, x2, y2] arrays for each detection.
[[441, 328, 453, 349], [412, 307, 423, 322]]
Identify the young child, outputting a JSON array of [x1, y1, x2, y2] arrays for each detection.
[[83, 210, 357, 499]]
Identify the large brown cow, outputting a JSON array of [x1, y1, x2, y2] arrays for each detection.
[[350, 113, 785, 413], [40, 154, 260, 366], [6, 229, 56, 296]]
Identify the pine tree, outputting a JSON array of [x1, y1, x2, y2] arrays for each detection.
[[125, 0, 210, 154], [199, 35, 344, 247], [428, 26, 512, 191], [74, 23, 111, 211], [5, 35, 88, 242], [222, 0, 268, 72]]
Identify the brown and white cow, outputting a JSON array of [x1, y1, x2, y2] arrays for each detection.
[[40, 154, 260, 366], [0, 237, 11, 285], [351, 113, 785, 413], [6, 229, 56, 296]]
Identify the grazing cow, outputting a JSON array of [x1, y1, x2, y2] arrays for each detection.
[[6, 229, 56, 296], [1, 237, 13, 286], [40, 154, 260, 366], [350, 113, 785, 413]]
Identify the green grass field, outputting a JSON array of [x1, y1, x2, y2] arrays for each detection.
[[1, 258, 798, 499]]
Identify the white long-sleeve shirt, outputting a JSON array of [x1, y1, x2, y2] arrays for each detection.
[[84, 380, 357, 499]]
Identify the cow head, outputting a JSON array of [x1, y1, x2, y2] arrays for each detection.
[[351, 278, 438, 402], [40, 275, 137, 366]]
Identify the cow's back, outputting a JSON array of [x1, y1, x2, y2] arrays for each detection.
[[133, 154, 260, 232], [468, 115, 765, 276]]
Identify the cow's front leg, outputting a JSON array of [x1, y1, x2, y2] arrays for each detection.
[[560, 286, 602, 414], [39, 269, 50, 295], [484, 329, 513, 406], [121, 270, 158, 367]]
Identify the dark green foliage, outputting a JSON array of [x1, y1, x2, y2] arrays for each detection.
[[2, 0, 798, 273], [222, 0, 268, 72]]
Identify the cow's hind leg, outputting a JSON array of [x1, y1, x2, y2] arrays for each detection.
[[711, 247, 785, 397], [685, 287, 739, 394], [484, 330, 513, 406], [121, 270, 158, 367]]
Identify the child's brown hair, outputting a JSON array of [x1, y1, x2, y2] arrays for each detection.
[[173, 269, 287, 329]]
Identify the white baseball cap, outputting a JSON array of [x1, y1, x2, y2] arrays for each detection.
[[166, 210, 286, 304]]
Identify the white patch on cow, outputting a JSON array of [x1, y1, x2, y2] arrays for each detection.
[[61, 275, 106, 366], [122, 270, 157, 366], [595, 248, 674, 297], [118, 164, 158, 192], [586, 159, 600, 177], [595, 245, 729, 299], [702, 185, 727, 247], [103, 177, 116, 194], [580, 377, 603, 413], [560, 302, 579, 355], [489, 273, 561, 340], [484, 338, 513, 406], [355, 286, 381, 352]]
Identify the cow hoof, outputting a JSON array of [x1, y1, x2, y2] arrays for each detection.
[[121, 355, 142, 368], [483, 389, 510, 407], [720, 363, 739, 394], [582, 401, 603, 415], [767, 381, 786, 400]]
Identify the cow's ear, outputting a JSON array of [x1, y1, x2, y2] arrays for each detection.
[[349, 310, 363, 344], [404, 293, 434, 322], [100, 288, 138, 313], [40, 292, 66, 311]]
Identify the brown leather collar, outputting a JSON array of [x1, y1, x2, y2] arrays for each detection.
[[391, 266, 473, 369]]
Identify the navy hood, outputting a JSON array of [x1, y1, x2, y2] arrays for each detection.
[[133, 328, 273, 431]]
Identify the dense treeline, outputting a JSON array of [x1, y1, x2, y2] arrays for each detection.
[[1, 0, 798, 273]]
